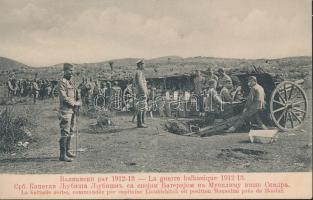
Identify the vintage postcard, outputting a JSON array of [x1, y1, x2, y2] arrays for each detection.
[[0, 0, 311, 199]]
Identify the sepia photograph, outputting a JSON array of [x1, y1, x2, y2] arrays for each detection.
[[0, 0, 311, 199]]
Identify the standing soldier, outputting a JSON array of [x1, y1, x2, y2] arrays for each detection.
[[32, 78, 40, 104], [225, 76, 267, 133], [193, 70, 205, 116], [133, 59, 148, 128], [58, 63, 81, 162], [7, 74, 17, 98]]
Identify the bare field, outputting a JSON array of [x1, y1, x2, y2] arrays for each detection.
[[0, 89, 311, 174]]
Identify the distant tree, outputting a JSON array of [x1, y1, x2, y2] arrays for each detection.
[[109, 61, 114, 71]]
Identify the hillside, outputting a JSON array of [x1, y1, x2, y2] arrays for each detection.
[[0, 56, 311, 83], [0, 57, 31, 71]]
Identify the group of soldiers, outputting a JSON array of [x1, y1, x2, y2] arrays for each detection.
[[192, 66, 267, 132], [7, 74, 58, 103], [57, 60, 267, 162], [78, 77, 122, 110]]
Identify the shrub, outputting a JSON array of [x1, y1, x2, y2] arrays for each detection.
[[0, 106, 38, 152]]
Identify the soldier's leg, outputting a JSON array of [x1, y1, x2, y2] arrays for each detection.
[[142, 111, 145, 124], [137, 112, 142, 127], [59, 114, 73, 162], [132, 111, 137, 122], [253, 110, 267, 130], [226, 109, 255, 132], [141, 111, 147, 127], [66, 114, 76, 158]]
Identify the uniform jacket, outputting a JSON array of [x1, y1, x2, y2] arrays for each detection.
[[217, 74, 232, 89], [204, 88, 223, 112], [58, 78, 79, 114], [134, 70, 148, 97], [220, 87, 232, 102], [245, 83, 265, 111]]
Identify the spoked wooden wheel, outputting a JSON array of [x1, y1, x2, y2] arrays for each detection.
[[270, 81, 308, 131]]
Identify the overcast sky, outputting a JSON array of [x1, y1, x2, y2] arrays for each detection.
[[0, 0, 311, 67]]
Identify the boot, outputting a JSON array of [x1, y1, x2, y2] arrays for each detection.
[[59, 137, 72, 162], [66, 136, 76, 158], [137, 113, 143, 128], [141, 112, 148, 128], [225, 126, 236, 133]]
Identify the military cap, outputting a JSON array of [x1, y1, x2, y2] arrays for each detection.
[[136, 59, 144, 65], [217, 68, 224, 73], [63, 63, 73, 71], [248, 76, 257, 82], [208, 79, 217, 86]]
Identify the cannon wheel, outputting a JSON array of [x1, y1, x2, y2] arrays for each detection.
[[270, 81, 308, 131]]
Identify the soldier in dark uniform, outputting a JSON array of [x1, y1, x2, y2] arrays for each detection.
[[225, 76, 267, 133], [58, 63, 81, 162], [133, 59, 148, 128]]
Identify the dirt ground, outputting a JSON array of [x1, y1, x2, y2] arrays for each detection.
[[0, 90, 311, 174]]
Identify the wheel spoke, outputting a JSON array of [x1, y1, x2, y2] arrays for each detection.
[[292, 101, 305, 106], [276, 91, 286, 103], [273, 100, 285, 106], [293, 108, 306, 113], [290, 111, 302, 124], [273, 106, 286, 113], [288, 112, 294, 128], [283, 83, 288, 101], [289, 87, 299, 100], [277, 110, 286, 123], [288, 84, 295, 100]]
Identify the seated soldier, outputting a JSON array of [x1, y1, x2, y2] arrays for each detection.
[[220, 79, 233, 102], [225, 76, 267, 133], [203, 79, 228, 124], [217, 68, 232, 91], [204, 79, 225, 112]]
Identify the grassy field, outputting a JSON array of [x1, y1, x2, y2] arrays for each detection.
[[0, 88, 311, 174]]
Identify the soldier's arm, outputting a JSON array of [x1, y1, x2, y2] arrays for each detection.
[[221, 90, 232, 102], [58, 81, 76, 107], [213, 91, 223, 105]]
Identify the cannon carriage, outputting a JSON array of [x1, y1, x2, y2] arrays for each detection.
[[234, 68, 308, 132], [94, 67, 308, 132]]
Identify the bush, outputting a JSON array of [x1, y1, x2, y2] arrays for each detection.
[[0, 106, 37, 152]]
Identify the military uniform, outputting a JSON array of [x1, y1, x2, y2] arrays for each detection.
[[226, 76, 267, 132], [58, 63, 80, 162], [217, 74, 232, 90], [32, 80, 40, 103], [59, 78, 78, 137], [133, 59, 148, 128], [193, 74, 205, 114]]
